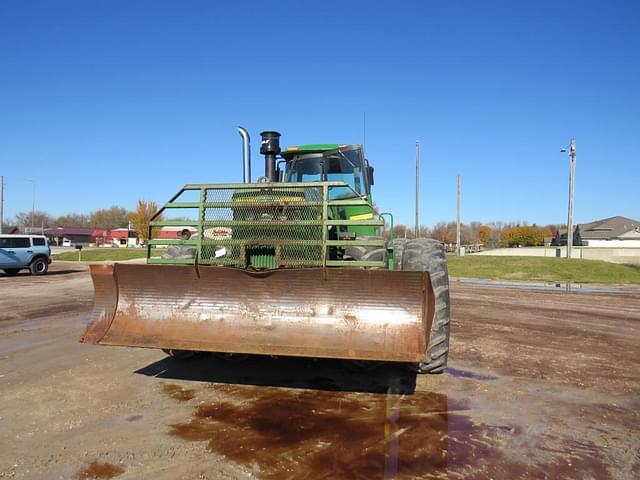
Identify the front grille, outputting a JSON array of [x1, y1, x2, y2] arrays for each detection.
[[201, 185, 324, 267]]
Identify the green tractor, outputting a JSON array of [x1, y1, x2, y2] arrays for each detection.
[[81, 129, 450, 373]]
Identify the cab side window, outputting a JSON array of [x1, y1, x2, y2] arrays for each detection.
[[32, 238, 46, 246]]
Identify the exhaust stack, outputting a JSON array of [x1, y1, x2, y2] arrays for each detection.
[[238, 126, 251, 183], [260, 131, 281, 182]]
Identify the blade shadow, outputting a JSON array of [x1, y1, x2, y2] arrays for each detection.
[[135, 354, 417, 394]]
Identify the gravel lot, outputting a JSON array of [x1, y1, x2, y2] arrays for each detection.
[[1, 262, 638, 479]]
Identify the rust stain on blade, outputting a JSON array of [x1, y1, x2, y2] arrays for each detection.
[[81, 264, 434, 363]]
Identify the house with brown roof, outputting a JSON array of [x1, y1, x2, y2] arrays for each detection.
[[44, 227, 107, 246], [554, 216, 640, 247], [577, 216, 640, 247], [1, 225, 20, 234]]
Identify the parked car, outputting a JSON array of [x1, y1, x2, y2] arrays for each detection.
[[62, 239, 73, 247], [0, 234, 52, 275]]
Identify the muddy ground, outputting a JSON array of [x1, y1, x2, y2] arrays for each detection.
[[0, 262, 638, 479]]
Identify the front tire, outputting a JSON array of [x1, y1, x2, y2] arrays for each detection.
[[343, 236, 386, 262], [395, 238, 451, 374], [30, 258, 48, 275]]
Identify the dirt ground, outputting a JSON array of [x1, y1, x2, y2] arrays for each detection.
[[0, 262, 638, 479]]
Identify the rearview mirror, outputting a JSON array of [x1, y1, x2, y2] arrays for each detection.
[[367, 165, 375, 186]]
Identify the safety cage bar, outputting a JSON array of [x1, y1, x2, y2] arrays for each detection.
[[146, 182, 391, 269]]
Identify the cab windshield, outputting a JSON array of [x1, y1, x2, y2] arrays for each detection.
[[285, 149, 367, 199]]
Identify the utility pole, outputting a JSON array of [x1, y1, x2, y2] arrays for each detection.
[[561, 139, 577, 259], [456, 175, 461, 255], [415, 140, 420, 238], [31, 181, 35, 230], [0, 175, 3, 234]]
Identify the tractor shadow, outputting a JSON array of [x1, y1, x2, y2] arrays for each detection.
[[135, 354, 417, 394]]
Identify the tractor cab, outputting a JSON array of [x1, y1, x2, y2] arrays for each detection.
[[282, 144, 376, 237], [282, 144, 374, 200]]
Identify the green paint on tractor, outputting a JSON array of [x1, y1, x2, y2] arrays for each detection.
[[148, 136, 389, 270]]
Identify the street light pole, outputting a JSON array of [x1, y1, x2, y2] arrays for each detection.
[[561, 139, 576, 259]]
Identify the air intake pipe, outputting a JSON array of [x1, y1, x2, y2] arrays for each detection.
[[260, 131, 281, 182], [238, 126, 251, 183]]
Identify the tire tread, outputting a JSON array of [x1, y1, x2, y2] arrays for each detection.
[[395, 238, 451, 374]]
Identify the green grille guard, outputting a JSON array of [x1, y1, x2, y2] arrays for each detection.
[[146, 182, 390, 269]]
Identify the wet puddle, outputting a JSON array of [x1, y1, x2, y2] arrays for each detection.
[[458, 278, 624, 293], [170, 386, 467, 479], [75, 461, 125, 479], [446, 367, 498, 381], [162, 383, 195, 401], [166, 384, 612, 479]]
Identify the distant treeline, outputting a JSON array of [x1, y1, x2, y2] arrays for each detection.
[[7, 201, 162, 244], [8, 206, 132, 230], [393, 221, 560, 248], [8, 207, 559, 249]]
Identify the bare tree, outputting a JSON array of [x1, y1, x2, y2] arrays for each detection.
[[392, 224, 412, 239], [13, 210, 53, 229], [55, 213, 92, 227], [91, 206, 130, 229], [431, 222, 456, 244]]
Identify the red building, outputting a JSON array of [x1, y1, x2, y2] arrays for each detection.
[[45, 227, 140, 247], [155, 226, 197, 239]]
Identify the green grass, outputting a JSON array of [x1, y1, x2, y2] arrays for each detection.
[[447, 255, 640, 284], [53, 249, 640, 283], [54, 248, 166, 262]]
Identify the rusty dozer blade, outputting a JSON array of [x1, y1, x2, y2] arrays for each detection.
[[81, 264, 435, 363]]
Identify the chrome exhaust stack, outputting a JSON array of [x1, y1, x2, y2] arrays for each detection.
[[238, 126, 251, 183]]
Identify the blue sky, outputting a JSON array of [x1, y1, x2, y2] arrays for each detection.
[[1, 0, 638, 227]]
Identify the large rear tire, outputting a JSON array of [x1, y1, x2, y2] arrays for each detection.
[[392, 238, 407, 268], [395, 238, 451, 374]]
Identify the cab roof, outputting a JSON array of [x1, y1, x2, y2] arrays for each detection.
[[282, 144, 357, 160]]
